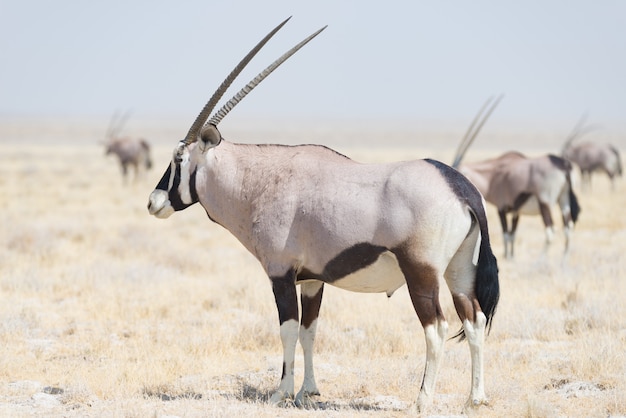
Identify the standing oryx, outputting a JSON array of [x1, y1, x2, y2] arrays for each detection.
[[453, 96, 580, 259], [561, 124, 622, 190], [103, 111, 153, 182], [147, 18, 499, 413]]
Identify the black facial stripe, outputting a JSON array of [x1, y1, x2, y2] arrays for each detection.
[[155, 165, 172, 191], [169, 164, 198, 211], [189, 168, 198, 203]]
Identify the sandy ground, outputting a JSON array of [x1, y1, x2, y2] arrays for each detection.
[[0, 118, 625, 417]]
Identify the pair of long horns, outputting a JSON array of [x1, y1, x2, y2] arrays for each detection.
[[105, 109, 131, 140], [452, 94, 504, 168], [561, 113, 601, 154], [181, 17, 327, 147]]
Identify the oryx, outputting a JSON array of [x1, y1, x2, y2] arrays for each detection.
[[560, 120, 622, 190], [564, 141, 622, 190], [102, 111, 152, 182], [147, 18, 499, 412], [560, 116, 622, 190], [453, 96, 580, 259]]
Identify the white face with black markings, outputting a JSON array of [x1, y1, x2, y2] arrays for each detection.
[[147, 144, 199, 218]]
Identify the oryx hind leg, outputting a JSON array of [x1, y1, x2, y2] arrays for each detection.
[[295, 281, 324, 407], [444, 226, 489, 409], [510, 213, 520, 259], [269, 270, 299, 405], [539, 201, 555, 253], [498, 209, 518, 259], [558, 193, 575, 255], [393, 248, 447, 412]]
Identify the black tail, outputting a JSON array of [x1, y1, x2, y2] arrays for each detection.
[[452, 213, 500, 341], [473, 212, 500, 336], [569, 188, 580, 223], [553, 154, 581, 224], [609, 145, 622, 176], [565, 168, 581, 223]]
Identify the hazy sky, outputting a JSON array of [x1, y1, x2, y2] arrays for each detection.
[[2, 1, 625, 132]]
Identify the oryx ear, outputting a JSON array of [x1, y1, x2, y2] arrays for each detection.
[[200, 124, 222, 148]]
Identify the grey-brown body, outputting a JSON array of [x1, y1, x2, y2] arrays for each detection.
[[105, 137, 152, 181], [458, 152, 579, 259], [563, 141, 622, 190], [453, 96, 580, 259]]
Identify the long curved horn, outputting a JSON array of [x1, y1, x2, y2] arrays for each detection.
[[104, 110, 119, 140], [562, 113, 588, 153], [181, 17, 292, 146], [207, 25, 327, 128], [104, 110, 131, 141], [452, 94, 504, 168], [561, 113, 601, 154], [452, 97, 494, 168]]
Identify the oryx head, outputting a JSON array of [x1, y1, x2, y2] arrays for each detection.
[[147, 18, 326, 219]]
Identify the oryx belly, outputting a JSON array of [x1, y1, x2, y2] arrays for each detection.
[[298, 249, 405, 297], [330, 251, 405, 295]]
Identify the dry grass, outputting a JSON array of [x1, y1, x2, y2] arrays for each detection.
[[1, 120, 625, 417]]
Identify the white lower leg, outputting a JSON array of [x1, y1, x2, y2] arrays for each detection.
[[504, 232, 517, 259], [296, 318, 319, 406], [463, 312, 488, 408], [270, 319, 299, 404], [510, 232, 516, 258], [503, 232, 511, 258], [416, 319, 448, 411], [564, 222, 573, 253]]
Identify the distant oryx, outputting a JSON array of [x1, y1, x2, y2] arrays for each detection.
[[147, 18, 499, 413], [453, 96, 580, 259], [561, 119, 622, 190], [102, 111, 152, 182]]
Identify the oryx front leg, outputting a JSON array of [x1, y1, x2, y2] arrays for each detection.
[[498, 209, 517, 259], [559, 198, 575, 255], [270, 272, 299, 405], [418, 318, 448, 411], [295, 281, 324, 407], [539, 202, 555, 253]]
